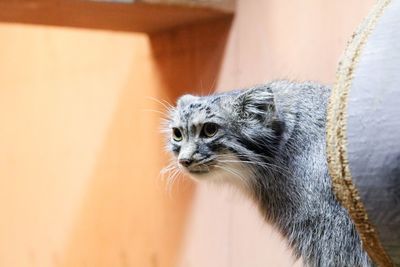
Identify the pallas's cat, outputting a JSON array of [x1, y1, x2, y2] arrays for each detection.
[[163, 81, 371, 267]]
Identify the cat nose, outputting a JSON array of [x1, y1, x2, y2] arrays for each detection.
[[179, 159, 193, 167]]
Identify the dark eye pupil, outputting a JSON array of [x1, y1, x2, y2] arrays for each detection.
[[173, 128, 181, 137], [204, 123, 218, 137], [172, 128, 182, 141]]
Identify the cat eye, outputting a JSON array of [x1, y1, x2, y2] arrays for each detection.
[[202, 123, 219, 138], [172, 127, 183, 142]]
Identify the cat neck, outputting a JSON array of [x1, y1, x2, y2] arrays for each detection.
[[248, 146, 371, 266]]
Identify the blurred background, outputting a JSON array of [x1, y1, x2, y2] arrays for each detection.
[[0, 0, 374, 266]]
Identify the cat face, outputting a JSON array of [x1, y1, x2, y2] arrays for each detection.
[[166, 94, 231, 177], [164, 86, 279, 185]]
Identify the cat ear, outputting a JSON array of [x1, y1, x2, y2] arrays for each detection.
[[235, 86, 275, 118], [177, 94, 198, 107]]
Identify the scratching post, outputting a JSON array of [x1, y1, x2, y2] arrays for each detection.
[[327, 0, 400, 266]]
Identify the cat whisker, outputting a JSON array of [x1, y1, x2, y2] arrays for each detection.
[[141, 108, 169, 118], [160, 160, 186, 196], [218, 153, 292, 176], [214, 164, 249, 187], [218, 158, 291, 176], [145, 96, 174, 111], [167, 168, 182, 196]]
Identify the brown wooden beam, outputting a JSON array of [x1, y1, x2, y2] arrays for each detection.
[[0, 0, 234, 33]]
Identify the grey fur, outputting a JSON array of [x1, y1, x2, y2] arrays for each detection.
[[163, 81, 372, 267]]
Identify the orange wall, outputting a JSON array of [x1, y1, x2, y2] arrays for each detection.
[[0, 18, 229, 267], [0, 1, 374, 267], [0, 24, 194, 267]]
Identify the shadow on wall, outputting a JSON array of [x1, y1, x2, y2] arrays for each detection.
[[150, 18, 233, 99], [60, 18, 232, 267]]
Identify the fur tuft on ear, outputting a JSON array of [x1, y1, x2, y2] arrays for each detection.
[[235, 85, 275, 119], [176, 94, 198, 107]]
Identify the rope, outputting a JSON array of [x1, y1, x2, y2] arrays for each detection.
[[326, 0, 393, 266]]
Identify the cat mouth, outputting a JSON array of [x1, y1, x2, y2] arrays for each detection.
[[187, 165, 214, 174], [185, 161, 215, 174]]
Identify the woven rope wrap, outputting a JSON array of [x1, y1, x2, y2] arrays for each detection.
[[326, 0, 393, 266]]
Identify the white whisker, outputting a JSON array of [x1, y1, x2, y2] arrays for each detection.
[[141, 108, 169, 118], [145, 96, 174, 111], [214, 164, 248, 187]]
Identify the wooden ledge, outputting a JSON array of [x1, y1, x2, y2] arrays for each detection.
[[0, 0, 234, 33]]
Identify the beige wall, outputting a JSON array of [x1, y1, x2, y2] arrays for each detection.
[[0, 1, 374, 266]]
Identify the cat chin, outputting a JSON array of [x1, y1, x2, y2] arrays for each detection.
[[185, 164, 215, 176], [189, 170, 210, 175], [187, 169, 213, 179], [187, 167, 252, 197], [188, 165, 245, 183]]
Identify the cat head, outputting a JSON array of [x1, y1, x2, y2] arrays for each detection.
[[163, 85, 283, 186]]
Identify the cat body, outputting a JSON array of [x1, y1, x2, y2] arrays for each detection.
[[164, 81, 372, 266]]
